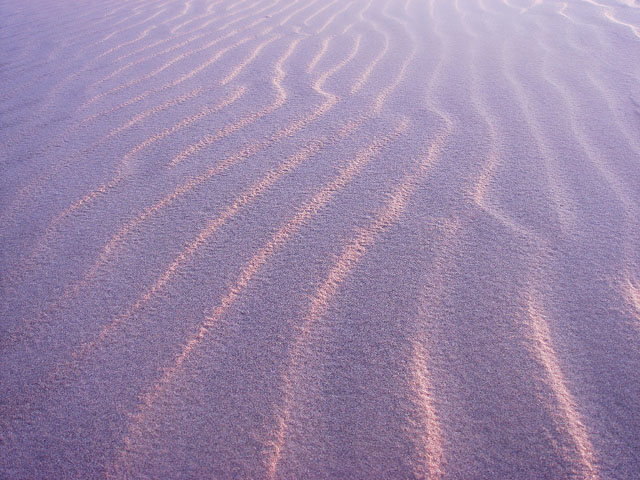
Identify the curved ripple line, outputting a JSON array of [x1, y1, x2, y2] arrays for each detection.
[[170, 36, 301, 167], [5, 33, 255, 234], [2, 86, 247, 347], [525, 295, 600, 479], [351, 22, 389, 94], [168, 0, 248, 35], [501, 39, 576, 235], [169, 0, 357, 167], [86, 0, 288, 93], [463, 6, 538, 240], [585, 0, 640, 38], [3, 0, 389, 344], [0, 85, 209, 232], [92, 24, 158, 62], [307, 36, 331, 73], [52, 87, 246, 229], [82, 28, 253, 108], [0, 2, 178, 121], [94, 0, 269, 83], [534, 9, 640, 337], [83, 0, 288, 100], [266, 108, 451, 477], [44, 2, 167, 63], [268, 8, 437, 470], [0, 0, 289, 200], [64, 30, 363, 363], [115, 119, 410, 479], [6, 28, 350, 351], [316, 0, 358, 34], [5, 0, 303, 171], [474, 6, 603, 477], [106, 22, 409, 475], [302, 0, 341, 27], [80, 0, 308, 120], [220, 33, 283, 85], [80, 5, 172, 56], [305, 0, 359, 73], [407, 340, 445, 480]]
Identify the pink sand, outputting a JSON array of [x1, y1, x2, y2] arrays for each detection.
[[1, 0, 639, 478]]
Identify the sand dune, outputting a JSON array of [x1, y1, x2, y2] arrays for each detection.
[[1, 0, 639, 478]]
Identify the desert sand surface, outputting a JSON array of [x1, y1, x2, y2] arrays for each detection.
[[1, 0, 640, 478]]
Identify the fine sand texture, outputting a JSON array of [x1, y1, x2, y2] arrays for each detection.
[[1, 0, 640, 478]]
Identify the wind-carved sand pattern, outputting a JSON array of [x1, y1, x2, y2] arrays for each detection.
[[2, 0, 640, 478], [50, 27, 363, 372], [1, 0, 315, 228], [17, 6, 364, 350], [524, 293, 600, 479]]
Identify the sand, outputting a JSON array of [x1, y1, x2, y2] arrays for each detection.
[[1, 0, 639, 478]]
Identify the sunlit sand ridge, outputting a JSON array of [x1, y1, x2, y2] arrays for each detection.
[[1, 0, 311, 226], [524, 293, 599, 479], [9, 1, 380, 361], [1, 0, 639, 478]]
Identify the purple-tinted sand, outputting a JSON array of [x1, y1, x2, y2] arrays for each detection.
[[1, 0, 640, 478]]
